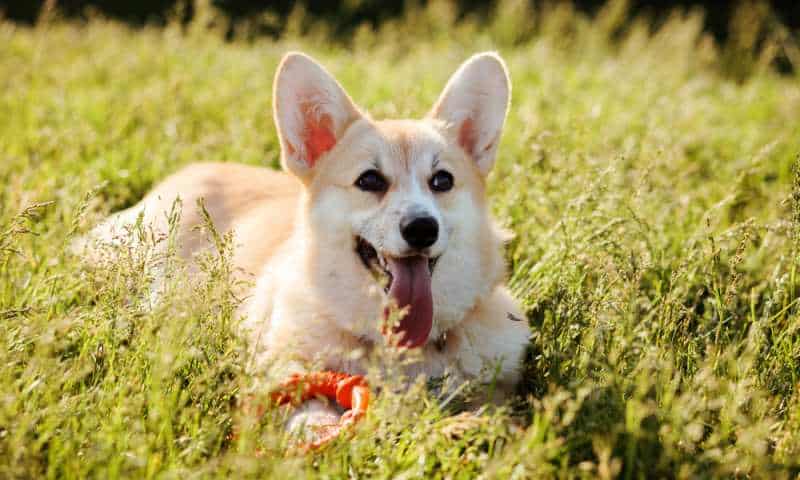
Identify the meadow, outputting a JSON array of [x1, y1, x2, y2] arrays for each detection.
[[2, 1, 800, 477]]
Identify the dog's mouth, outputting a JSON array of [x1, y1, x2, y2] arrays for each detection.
[[356, 237, 438, 291], [356, 236, 438, 348]]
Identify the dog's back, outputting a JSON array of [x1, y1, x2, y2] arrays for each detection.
[[81, 162, 301, 278]]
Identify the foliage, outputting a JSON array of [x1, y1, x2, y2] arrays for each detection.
[[1, 1, 800, 477]]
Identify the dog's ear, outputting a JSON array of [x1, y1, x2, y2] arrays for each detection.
[[429, 52, 511, 176], [273, 52, 362, 180]]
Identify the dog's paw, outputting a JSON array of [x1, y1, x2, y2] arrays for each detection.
[[286, 399, 343, 444]]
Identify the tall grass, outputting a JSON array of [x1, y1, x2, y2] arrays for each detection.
[[1, 1, 800, 477]]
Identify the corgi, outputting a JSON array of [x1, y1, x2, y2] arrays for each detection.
[[84, 51, 530, 431]]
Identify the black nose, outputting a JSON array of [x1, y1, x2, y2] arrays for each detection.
[[401, 216, 439, 250]]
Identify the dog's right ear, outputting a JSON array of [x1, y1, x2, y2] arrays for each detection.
[[273, 52, 363, 181]]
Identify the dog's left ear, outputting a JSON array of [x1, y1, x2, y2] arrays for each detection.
[[273, 52, 363, 181], [429, 52, 511, 176]]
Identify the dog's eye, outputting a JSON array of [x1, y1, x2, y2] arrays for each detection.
[[429, 170, 454, 193], [355, 170, 388, 192]]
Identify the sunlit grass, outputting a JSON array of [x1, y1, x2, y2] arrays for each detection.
[[1, 1, 800, 477]]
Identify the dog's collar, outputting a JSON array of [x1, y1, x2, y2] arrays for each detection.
[[357, 330, 449, 352], [433, 331, 448, 352]]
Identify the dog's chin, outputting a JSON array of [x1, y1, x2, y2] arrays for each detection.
[[355, 236, 438, 292]]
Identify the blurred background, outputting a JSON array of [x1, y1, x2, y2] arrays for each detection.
[[2, 1, 798, 78], [0, 0, 795, 86], [2, 1, 798, 42]]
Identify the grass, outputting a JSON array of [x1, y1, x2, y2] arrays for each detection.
[[2, 1, 800, 477]]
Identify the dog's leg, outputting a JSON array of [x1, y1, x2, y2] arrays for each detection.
[[449, 286, 530, 393], [285, 399, 343, 442]]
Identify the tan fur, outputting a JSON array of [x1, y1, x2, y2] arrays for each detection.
[[85, 163, 300, 279], [83, 52, 530, 429]]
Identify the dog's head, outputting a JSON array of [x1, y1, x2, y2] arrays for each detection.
[[273, 52, 510, 348]]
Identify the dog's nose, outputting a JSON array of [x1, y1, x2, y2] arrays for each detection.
[[401, 216, 439, 250]]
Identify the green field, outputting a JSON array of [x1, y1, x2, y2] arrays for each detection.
[[2, 1, 800, 478]]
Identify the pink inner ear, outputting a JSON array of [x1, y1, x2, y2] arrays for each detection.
[[458, 117, 476, 156], [302, 107, 336, 167]]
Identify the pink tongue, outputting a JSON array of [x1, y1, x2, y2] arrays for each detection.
[[385, 256, 433, 348]]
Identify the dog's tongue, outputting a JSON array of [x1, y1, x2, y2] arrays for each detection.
[[385, 256, 433, 348]]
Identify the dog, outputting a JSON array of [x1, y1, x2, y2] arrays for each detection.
[[83, 51, 530, 433]]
